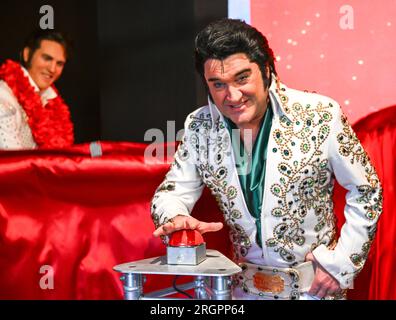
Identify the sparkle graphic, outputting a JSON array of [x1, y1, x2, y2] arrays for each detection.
[[250, 0, 396, 124]]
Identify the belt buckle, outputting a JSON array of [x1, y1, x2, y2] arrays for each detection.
[[253, 270, 285, 294], [238, 263, 301, 299]]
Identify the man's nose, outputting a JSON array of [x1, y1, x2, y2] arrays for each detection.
[[226, 85, 242, 102], [48, 61, 57, 73]]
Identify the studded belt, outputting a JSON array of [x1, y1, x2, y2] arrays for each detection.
[[235, 261, 315, 300]]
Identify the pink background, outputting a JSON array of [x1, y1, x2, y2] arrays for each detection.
[[251, 0, 396, 123]]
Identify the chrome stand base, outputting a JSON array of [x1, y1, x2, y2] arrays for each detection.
[[113, 249, 241, 300]]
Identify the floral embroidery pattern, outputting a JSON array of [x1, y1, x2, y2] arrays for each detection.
[[272, 98, 333, 160], [350, 224, 377, 277], [151, 110, 252, 259], [151, 181, 176, 228], [336, 114, 382, 268], [337, 115, 383, 221], [337, 115, 369, 166], [266, 91, 336, 264], [155, 181, 176, 193], [188, 112, 252, 259], [198, 163, 251, 259]]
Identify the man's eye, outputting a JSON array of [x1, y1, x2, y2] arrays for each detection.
[[213, 82, 225, 89], [237, 75, 249, 83]]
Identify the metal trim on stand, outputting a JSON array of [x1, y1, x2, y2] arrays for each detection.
[[114, 249, 241, 300]]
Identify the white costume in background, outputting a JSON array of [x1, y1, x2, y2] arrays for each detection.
[[0, 65, 58, 150], [151, 76, 382, 299]]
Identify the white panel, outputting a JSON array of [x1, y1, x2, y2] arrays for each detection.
[[228, 0, 250, 23]]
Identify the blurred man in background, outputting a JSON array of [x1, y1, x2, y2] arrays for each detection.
[[0, 29, 74, 149]]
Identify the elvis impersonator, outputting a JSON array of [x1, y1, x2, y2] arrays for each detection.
[[0, 29, 73, 150], [151, 19, 383, 300]]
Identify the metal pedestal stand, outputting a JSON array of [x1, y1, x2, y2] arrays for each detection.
[[113, 249, 241, 300]]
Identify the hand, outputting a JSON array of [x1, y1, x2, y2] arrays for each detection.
[[305, 252, 341, 299], [153, 215, 223, 237]]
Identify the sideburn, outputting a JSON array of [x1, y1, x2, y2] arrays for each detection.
[[21, 48, 34, 69]]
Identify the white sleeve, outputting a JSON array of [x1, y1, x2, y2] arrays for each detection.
[[151, 116, 205, 228], [0, 83, 25, 150], [312, 102, 383, 289]]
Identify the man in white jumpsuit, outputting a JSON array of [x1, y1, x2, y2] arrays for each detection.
[[151, 19, 382, 300]]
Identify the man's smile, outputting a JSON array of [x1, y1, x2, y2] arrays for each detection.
[[226, 99, 249, 110]]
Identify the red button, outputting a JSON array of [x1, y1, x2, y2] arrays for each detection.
[[168, 229, 204, 247]]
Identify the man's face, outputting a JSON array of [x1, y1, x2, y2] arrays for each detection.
[[23, 40, 66, 92], [204, 53, 269, 129]]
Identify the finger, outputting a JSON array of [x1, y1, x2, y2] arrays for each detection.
[[196, 222, 224, 234], [333, 283, 342, 292], [153, 222, 177, 237], [172, 218, 191, 230], [153, 218, 223, 237], [164, 221, 180, 233], [308, 279, 321, 296], [184, 217, 200, 230], [153, 225, 166, 237], [315, 287, 328, 299], [305, 252, 315, 263], [327, 284, 342, 297]]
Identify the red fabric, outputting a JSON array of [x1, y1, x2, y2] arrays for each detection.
[[333, 106, 396, 300], [0, 102, 395, 300], [0, 142, 230, 299]]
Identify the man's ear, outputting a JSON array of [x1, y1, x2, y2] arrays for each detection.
[[22, 47, 30, 64]]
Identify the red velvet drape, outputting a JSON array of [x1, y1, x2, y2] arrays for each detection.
[[0, 142, 230, 299], [0, 106, 394, 299]]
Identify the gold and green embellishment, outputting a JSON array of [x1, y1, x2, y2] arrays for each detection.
[[230, 224, 252, 259], [271, 184, 285, 198], [337, 115, 369, 166], [155, 180, 176, 193], [151, 212, 161, 229], [177, 140, 190, 161], [350, 224, 378, 273], [278, 248, 296, 263], [337, 114, 382, 222], [356, 184, 380, 220], [350, 241, 371, 269], [273, 101, 333, 163], [267, 93, 336, 263], [198, 162, 251, 259], [151, 181, 178, 230], [189, 112, 251, 259]]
